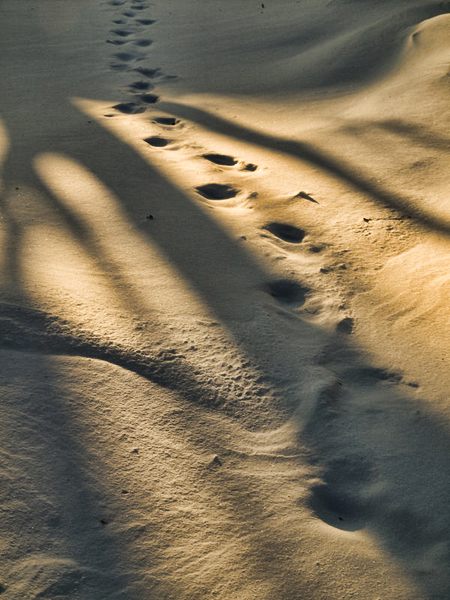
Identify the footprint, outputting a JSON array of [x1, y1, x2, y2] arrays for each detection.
[[140, 93, 160, 104], [307, 455, 374, 530], [144, 136, 171, 147], [136, 19, 155, 25], [263, 222, 306, 244], [134, 39, 153, 47], [122, 11, 136, 17], [107, 39, 128, 46], [111, 29, 133, 37], [152, 117, 179, 126], [113, 52, 136, 62], [109, 0, 125, 5], [109, 63, 130, 71], [131, 4, 148, 9], [336, 317, 354, 334], [112, 102, 146, 114], [265, 279, 309, 306], [129, 80, 153, 91], [243, 163, 258, 171], [308, 484, 366, 531], [134, 67, 161, 78], [113, 19, 126, 24], [196, 184, 240, 200], [202, 153, 238, 166]]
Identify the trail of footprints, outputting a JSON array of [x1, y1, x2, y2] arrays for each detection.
[[104, 0, 170, 115], [100, 4, 444, 561], [103, 0, 355, 332], [101, 4, 343, 324], [142, 131, 326, 314]]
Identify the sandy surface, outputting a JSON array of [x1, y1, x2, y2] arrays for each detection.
[[1, 0, 450, 598]]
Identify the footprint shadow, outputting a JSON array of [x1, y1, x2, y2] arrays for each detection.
[[136, 19, 155, 25], [139, 93, 159, 104], [134, 39, 153, 47], [202, 153, 238, 166], [196, 183, 240, 200], [129, 81, 154, 91], [266, 279, 309, 307], [263, 222, 306, 244], [112, 102, 146, 114], [307, 455, 374, 531], [144, 136, 172, 147], [152, 117, 180, 126], [308, 484, 367, 531]]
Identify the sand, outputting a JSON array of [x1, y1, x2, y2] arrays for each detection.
[[1, 0, 450, 598]]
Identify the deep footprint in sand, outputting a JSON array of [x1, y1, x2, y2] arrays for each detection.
[[196, 184, 240, 200], [111, 29, 134, 37], [129, 80, 153, 91], [152, 117, 180, 126], [265, 279, 309, 306], [136, 19, 155, 25], [307, 456, 373, 531], [110, 60, 135, 71], [134, 67, 162, 78], [263, 223, 306, 243], [144, 136, 172, 147], [109, 63, 130, 71], [308, 484, 366, 531], [113, 52, 137, 62], [202, 153, 238, 166], [134, 39, 153, 47], [107, 39, 128, 46], [336, 317, 354, 334], [140, 93, 159, 104], [113, 102, 146, 114]]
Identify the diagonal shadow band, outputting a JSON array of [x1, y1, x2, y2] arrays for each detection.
[[157, 101, 450, 238], [0, 103, 321, 428], [1, 79, 450, 599]]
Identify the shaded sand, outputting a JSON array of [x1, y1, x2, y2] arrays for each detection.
[[2, 0, 450, 598]]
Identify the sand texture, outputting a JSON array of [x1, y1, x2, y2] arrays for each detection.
[[1, 0, 450, 598]]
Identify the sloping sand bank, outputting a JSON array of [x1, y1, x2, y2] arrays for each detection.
[[1, 0, 450, 598]]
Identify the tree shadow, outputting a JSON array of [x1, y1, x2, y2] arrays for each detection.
[[158, 100, 450, 237], [7, 96, 450, 597], [2, 85, 450, 600], [1, 0, 450, 597], [377, 118, 450, 151]]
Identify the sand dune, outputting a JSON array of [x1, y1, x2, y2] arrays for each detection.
[[1, 0, 450, 598]]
